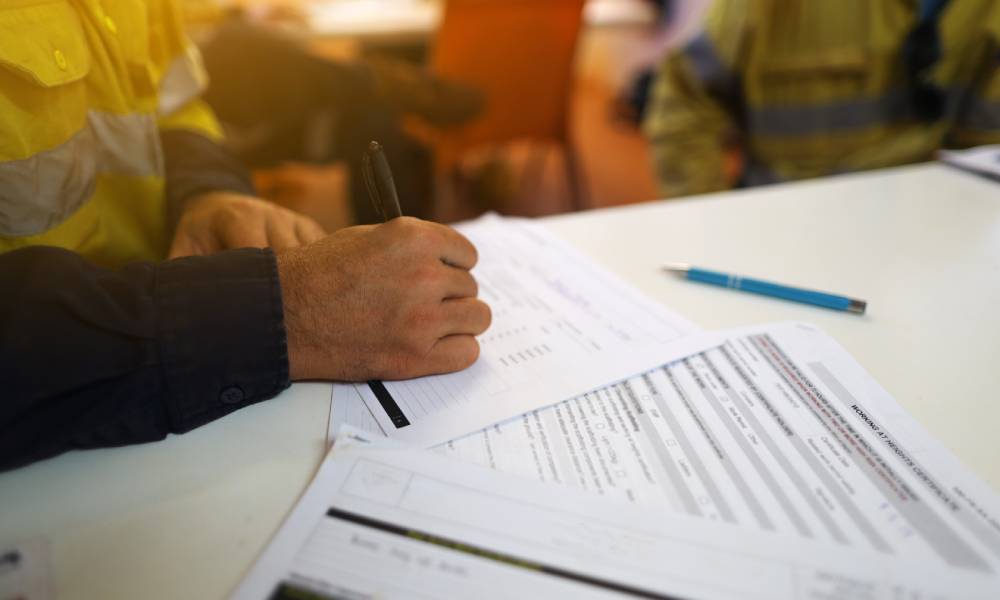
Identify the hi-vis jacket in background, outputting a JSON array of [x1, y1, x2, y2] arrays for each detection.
[[0, 0, 243, 266], [644, 0, 1000, 198]]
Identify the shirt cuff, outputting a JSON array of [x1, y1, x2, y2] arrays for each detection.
[[154, 247, 290, 433]]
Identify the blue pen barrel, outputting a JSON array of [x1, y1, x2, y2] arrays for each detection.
[[687, 268, 857, 312]]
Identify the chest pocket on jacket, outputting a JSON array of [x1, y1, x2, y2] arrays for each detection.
[[104, 0, 157, 98], [0, 0, 95, 237], [744, 47, 908, 144]]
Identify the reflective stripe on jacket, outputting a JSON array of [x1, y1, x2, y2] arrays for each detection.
[[0, 0, 222, 266], [644, 0, 1000, 198]]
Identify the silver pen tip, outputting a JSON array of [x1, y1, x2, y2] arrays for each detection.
[[661, 263, 691, 276], [848, 299, 867, 315]]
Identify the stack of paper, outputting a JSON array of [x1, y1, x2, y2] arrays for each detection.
[[350, 215, 718, 444], [235, 215, 1000, 599], [940, 145, 1000, 182]]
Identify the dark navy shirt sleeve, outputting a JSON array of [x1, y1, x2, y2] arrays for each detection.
[[0, 246, 290, 471], [161, 129, 258, 227]]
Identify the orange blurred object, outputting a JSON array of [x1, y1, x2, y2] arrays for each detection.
[[416, 0, 588, 212], [253, 163, 354, 233]]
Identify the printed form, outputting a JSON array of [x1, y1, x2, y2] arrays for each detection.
[[355, 214, 716, 445], [333, 322, 1000, 575], [233, 432, 1000, 599]]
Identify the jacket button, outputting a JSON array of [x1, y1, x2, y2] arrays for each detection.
[[53, 50, 67, 70], [220, 386, 245, 405]]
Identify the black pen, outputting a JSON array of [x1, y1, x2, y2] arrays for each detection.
[[362, 140, 403, 221]]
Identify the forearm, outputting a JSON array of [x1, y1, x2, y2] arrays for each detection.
[[154, 35, 257, 225], [162, 127, 257, 228], [0, 246, 290, 471]]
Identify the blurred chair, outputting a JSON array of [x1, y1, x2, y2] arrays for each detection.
[[414, 0, 588, 213]]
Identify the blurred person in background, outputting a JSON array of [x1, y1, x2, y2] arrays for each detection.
[[644, 0, 1000, 197], [0, 0, 489, 470], [614, 0, 712, 126], [179, 0, 483, 227]]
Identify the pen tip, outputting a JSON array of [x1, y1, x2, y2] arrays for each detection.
[[661, 263, 691, 275], [848, 299, 867, 315]]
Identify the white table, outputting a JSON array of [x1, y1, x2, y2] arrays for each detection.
[[2, 163, 998, 599]]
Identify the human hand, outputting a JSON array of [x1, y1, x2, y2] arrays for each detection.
[[276, 217, 491, 381], [169, 192, 326, 258]]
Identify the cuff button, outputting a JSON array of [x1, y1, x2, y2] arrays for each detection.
[[220, 386, 245, 405]]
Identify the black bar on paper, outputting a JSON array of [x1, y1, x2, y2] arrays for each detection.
[[324, 506, 683, 600], [367, 380, 410, 428]]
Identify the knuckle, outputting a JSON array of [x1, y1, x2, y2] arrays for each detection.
[[404, 336, 430, 358], [403, 306, 440, 336], [402, 222, 442, 252], [388, 216, 421, 236], [414, 264, 446, 293], [379, 352, 418, 380], [417, 262, 441, 282], [415, 230, 442, 253]]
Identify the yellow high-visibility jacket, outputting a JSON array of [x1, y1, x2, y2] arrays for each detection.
[[644, 0, 1000, 198], [0, 0, 224, 266]]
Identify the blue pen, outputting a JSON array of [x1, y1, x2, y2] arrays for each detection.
[[662, 263, 867, 314]]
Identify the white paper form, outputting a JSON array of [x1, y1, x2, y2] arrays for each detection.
[[356, 214, 715, 446], [232, 432, 1000, 600], [940, 145, 1000, 182], [327, 385, 382, 439], [332, 323, 1000, 574]]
